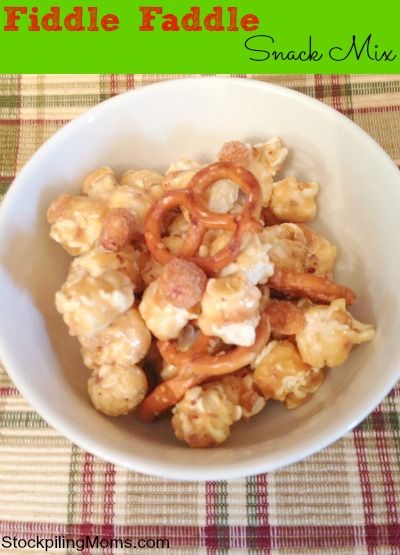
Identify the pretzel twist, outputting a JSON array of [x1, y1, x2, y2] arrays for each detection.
[[188, 162, 263, 223], [144, 190, 205, 265], [144, 162, 263, 275]]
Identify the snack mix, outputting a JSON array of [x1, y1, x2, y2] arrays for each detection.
[[48, 139, 375, 447]]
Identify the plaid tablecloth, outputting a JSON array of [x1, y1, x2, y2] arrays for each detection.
[[0, 74, 400, 554]]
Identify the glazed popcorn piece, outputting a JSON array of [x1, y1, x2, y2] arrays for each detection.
[[119, 169, 165, 206], [248, 138, 288, 205], [210, 141, 250, 213], [82, 166, 118, 200], [172, 383, 241, 447], [120, 169, 163, 191], [220, 371, 266, 418], [219, 232, 275, 285], [198, 272, 261, 347], [167, 213, 191, 236], [261, 223, 337, 278], [139, 279, 197, 341], [47, 194, 106, 256], [161, 235, 185, 256], [218, 138, 288, 207], [207, 229, 232, 256], [252, 340, 324, 409], [172, 371, 265, 447], [261, 223, 308, 273], [270, 176, 319, 222], [55, 268, 134, 337], [71, 245, 142, 290], [161, 214, 192, 258], [107, 184, 159, 232], [80, 308, 151, 370], [137, 250, 164, 287], [88, 364, 148, 417], [253, 137, 289, 176], [296, 299, 375, 369], [163, 159, 203, 190], [301, 225, 337, 278], [207, 178, 240, 214]]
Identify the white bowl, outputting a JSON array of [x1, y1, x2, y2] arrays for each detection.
[[0, 77, 399, 480]]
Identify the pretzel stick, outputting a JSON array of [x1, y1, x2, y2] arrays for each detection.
[[138, 314, 271, 422], [187, 312, 271, 377], [136, 371, 202, 422], [268, 268, 356, 305]]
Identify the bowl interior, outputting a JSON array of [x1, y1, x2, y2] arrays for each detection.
[[0, 78, 399, 480]]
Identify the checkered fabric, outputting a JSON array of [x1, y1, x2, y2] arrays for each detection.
[[0, 75, 399, 555]]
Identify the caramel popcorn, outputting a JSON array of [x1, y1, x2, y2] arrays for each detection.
[[261, 223, 308, 273], [253, 340, 324, 409], [120, 169, 163, 190], [80, 308, 151, 369], [251, 137, 288, 205], [107, 185, 156, 231], [296, 299, 375, 368], [167, 213, 191, 237], [161, 236, 184, 257], [82, 166, 118, 200], [220, 232, 275, 285], [220, 371, 266, 418], [261, 223, 337, 279], [218, 138, 288, 206], [207, 179, 240, 214], [172, 371, 265, 447], [47, 194, 106, 256], [137, 250, 163, 287], [55, 268, 134, 337], [198, 272, 261, 347], [88, 364, 147, 416], [253, 137, 289, 177], [301, 225, 337, 278], [71, 245, 142, 289], [172, 384, 241, 447], [163, 159, 202, 190], [139, 279, 197, 341], [270, 176, 319, 222]]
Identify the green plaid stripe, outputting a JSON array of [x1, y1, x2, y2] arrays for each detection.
[[0, 410, 48, 428]]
